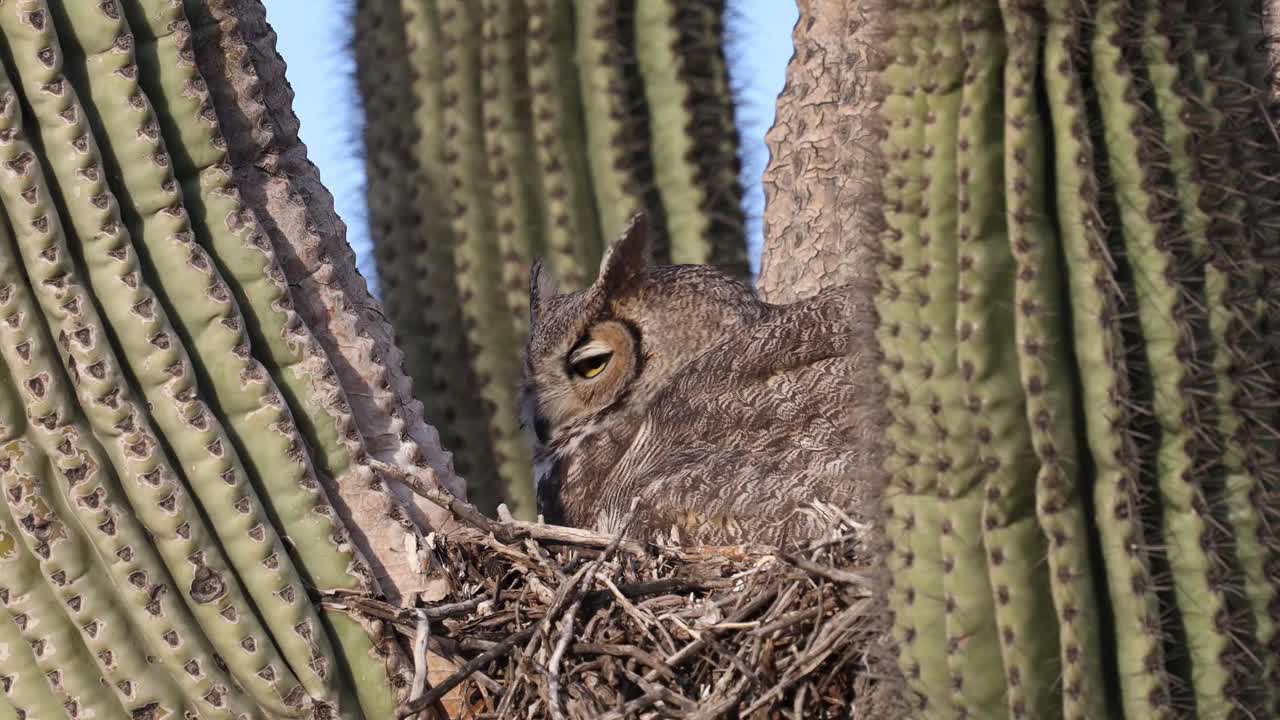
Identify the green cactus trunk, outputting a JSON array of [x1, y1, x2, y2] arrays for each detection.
[[874, 1, 1280, 718], [0, 1, 422, 717], [354, 0, 749, 518]]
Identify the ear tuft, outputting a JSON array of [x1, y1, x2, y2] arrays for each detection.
[[529, 260, 559, 324], [594, 211, 652, 296]]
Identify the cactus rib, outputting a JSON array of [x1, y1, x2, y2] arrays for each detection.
[[875, 4, 950, 714], [0, 599, 68, 720], [398, 0, 505, 509], [117, 1, 416, 714], [438, 0, 535, 518], [574, 0, 645, 242], [994, 3, 1111, 717], [0, 440, 181, 720], [0, 31, 310, 714], [480, 0, 543, 332], [46, 0, 351, 708], [910, 2, 1010, 716], [0, 218, 264, 716], [525, 0, 602, 288], [0, 445, 134, 720]]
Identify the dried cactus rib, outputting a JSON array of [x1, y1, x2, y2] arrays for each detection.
[[0, 220, 266, 718], [355, 0, 436, 497], [0, 31, 311, 719], [994, 2, 1109, 717], [526, 0, 601, 289], [0, 445, 135, 720], [399, 0, 505, 510], [481, 0, 543, 333], [438, 0, 535, 518], [1041, 1, 1174, 716], [0, 440, 185, 720], [47, 0, 353, 709], [127, 0, 371, 601], [874, 5, 950, 714], [185, 0, 456, 629], [149, 0, 428, 622]]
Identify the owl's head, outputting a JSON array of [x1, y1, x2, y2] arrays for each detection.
[[520, 212, 765, 451]]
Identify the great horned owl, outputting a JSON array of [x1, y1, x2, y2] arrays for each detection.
[[519, 213, 872, 547]]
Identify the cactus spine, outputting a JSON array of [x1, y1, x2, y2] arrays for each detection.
[[875, 1, 1280, 718], [0, 0, 425, 716], [356, 0, 749, 517]]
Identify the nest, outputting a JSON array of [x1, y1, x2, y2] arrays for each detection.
[[333, 474, 904, 719]]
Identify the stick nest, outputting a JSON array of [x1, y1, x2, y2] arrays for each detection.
[[339, 481, 903, 719]]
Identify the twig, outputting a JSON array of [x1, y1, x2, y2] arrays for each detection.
[[547, 594, 582, 720], [409, 610, 430, 701], [779, 551, 874, 590], [396, 625, 537, 718]]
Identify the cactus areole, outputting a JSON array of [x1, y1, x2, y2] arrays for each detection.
[[874, 1, 1280, 718]]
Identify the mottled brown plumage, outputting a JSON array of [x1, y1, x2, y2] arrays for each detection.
[[520, 213, 870, 546]]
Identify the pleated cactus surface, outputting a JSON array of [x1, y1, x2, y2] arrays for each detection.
[[874, 1, 1279, 718], [355, 0, 750, 518], [0, 0, 428, 717]]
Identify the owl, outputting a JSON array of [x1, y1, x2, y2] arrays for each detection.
[[519, 212, 874, 547]]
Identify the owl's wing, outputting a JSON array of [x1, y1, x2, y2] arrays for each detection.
[[607, 285, 874, 546]]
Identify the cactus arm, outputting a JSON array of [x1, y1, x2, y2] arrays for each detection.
[[1042, 2, 1176, 716], [875, 5, 951, 714], [438, 0, 535, 519], [908, 3, 1010, 716], [45, 1, 354, 709], [0, 221, 268, 717], [0, 33, 314, 716], [993, 3, 1112, 717], [573, 0, 643, 241], [481, 0, 543, 331], [0, 447, 133, 720], [526, 0, 601, 288], [0, 441, 184, 720]]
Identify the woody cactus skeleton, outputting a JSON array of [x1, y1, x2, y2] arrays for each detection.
[[875, 0, 1280, 718], [355, 0, 750, 518], [0, 0, 457, 717]]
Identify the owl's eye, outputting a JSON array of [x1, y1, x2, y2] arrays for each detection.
[[571, 353, 611, 379]]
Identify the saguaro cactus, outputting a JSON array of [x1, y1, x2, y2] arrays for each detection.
[[355, 0, 750, 517], [0, 0, 457, 717], [875, 1, 1280, 718]]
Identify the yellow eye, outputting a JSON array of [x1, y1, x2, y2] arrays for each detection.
[[571, 353, 611, 379]]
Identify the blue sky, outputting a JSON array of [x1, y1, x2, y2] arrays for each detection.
[[264, 1, 799, 295]]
